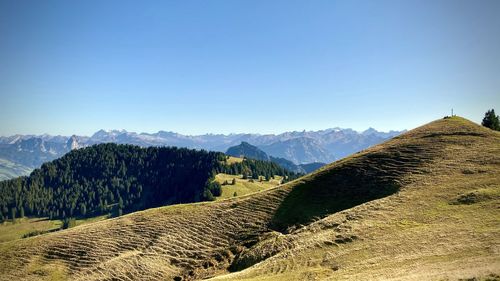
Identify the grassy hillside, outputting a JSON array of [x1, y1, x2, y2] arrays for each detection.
[[0, 215, 110, 244], [0, 117, 498, 281], [214, 173, 283, 199], [226, 156, 244, 164], [0, 218, 61, 243]]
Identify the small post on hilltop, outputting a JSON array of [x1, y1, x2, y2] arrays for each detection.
[[451, 108, 454, 117]]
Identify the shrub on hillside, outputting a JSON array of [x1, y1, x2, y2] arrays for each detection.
[[203, 189, 215, 201], [62, 217, 76, 229], [205, 181, 222, 197]]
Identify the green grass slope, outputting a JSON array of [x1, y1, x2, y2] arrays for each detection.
[[214, 173, 283, 199], [0, 215, 110, 244], [0, 117, 498, 281]]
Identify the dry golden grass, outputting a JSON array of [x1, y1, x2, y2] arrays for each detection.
[[0, 218, 61, 243], [0, 117, 498, 281]]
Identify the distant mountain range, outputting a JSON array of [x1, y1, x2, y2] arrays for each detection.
[[0, 127, 404, 180], [260, 138, 334, 164], [226, 142, 326, 174]]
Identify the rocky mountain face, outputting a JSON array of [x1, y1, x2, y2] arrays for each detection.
[[0, 138, 66, 168], [0, 134, 91, 178], [0, 127, 403, 179], [67, 135, 82, 150]]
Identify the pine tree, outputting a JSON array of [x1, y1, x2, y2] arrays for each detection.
[[118, 197, 124, 209], [62, 217, 76, 229], [10, 207, 16, 221], [482, 109, 500, 131], [79, 204, 87, 216]]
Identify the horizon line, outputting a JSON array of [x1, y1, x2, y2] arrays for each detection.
[[0, 126, 408, 138]]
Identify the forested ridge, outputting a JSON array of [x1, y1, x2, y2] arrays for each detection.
[[219, 157, 297, 181], [0, 143, 298, 221]]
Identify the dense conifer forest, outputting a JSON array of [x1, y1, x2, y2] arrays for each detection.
[[0, 143, 298, 221]]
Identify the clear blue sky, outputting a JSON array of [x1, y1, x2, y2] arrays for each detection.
[[1, 0, 499, 136]]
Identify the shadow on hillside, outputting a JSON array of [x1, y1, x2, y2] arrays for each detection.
[[269, 169, 399, 233], [269, 143, 435, 233]]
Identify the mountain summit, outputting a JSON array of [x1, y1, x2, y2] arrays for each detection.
[[226, 141, 270, 161], [66, 135, 80, 150]]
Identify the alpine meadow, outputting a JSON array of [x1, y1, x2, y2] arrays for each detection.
[[1, 1, 499, 281]]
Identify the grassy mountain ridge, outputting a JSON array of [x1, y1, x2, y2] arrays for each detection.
[[213, 117, 500, 280], [0, 117, 498, 280]]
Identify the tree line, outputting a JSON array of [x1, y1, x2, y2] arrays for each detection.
[[217, 157, 299, 182], [0, 143, 298, 222]]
